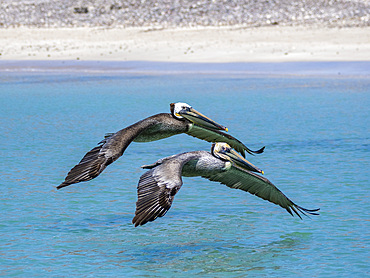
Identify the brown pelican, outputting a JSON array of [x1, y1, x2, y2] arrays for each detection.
[[132, 142, 319, 226], [57, 103, 264, 190]]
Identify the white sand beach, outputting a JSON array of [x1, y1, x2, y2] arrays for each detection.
[[0, 26, 369, 62]]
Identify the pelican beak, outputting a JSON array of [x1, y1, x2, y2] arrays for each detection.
[[222, 148, 264, 174], [179, 107, 228, 131]]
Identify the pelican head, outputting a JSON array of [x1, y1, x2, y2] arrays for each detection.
[[170, 102, 228, 131], [212, 143, 264, 174]]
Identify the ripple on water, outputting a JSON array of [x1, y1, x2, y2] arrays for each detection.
[[0, 72, 369, 277]]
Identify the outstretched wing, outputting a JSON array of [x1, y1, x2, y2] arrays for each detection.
[[203, 165, 319, 218], [132, 158, 185, 227], [57, 118, 157, 189], [186, 125, 265, 157], [57, 131, 129, 189], [57, 143, 110, 190]]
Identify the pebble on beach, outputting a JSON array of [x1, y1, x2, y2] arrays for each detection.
[[0, 0, 369, 28]]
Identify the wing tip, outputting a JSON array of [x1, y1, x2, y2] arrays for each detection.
[[290, 205, 320, 219], [132, 216, 145, 227], [247, 146, 266, 156], [255, 146, 266, 154], [56, 183, 69, 190]]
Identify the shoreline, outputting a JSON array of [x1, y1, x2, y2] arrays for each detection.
[[1, 60, 369, 77], [0, 26, 369, 63]]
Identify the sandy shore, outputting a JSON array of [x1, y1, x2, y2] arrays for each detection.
[[0, 26, 369, 62]]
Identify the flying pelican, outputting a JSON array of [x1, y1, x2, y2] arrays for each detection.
[[132, 142, 319, 226], [57, 103, 264, 190]]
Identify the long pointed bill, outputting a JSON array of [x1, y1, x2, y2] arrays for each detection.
[[179, 107, 228, 131], [223, 148, 264, 174]]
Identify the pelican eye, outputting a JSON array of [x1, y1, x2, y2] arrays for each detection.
[[222, 145, 229, 151], [217, 146, 227, 153]]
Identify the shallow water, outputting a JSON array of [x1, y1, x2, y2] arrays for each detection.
[[1, 68, 369, 277]]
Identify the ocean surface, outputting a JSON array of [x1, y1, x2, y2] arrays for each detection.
[[1, 62, 369, 277]]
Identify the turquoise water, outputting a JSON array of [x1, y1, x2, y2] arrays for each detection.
[[1, 67, 369, 277]]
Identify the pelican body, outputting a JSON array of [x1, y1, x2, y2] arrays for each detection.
[[133, 143, 319, 227], [57, 103, 264, 190]]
